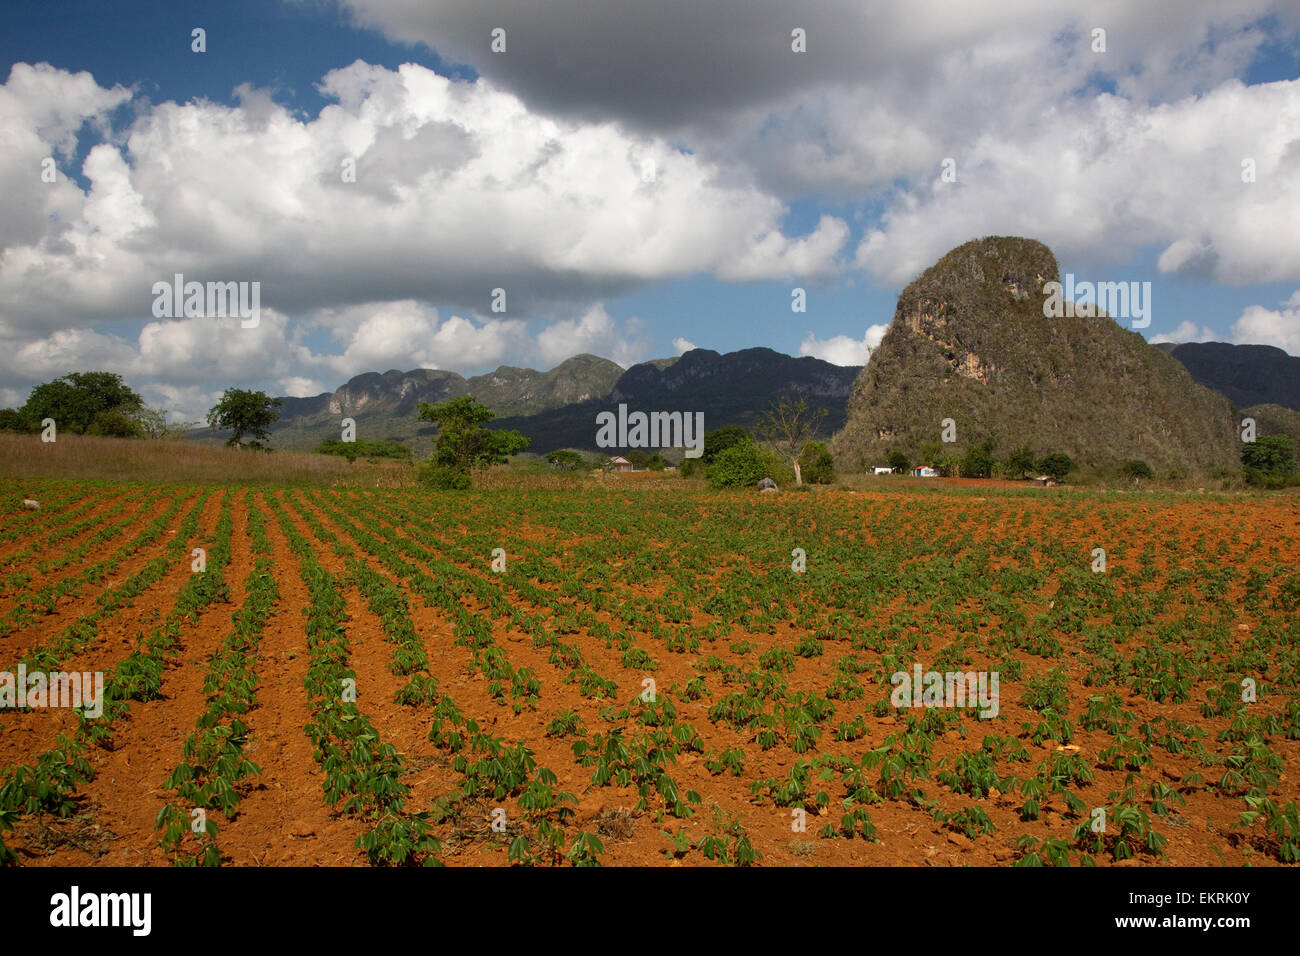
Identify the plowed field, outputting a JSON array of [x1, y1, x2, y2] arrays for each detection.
[[2, 479, 1298, 867]]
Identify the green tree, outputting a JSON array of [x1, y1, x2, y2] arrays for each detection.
[[21, 372, 144, 435], [961, 438, 997, 479], [85, 408, 144, 438], [624, 448, 650, 469], [1003, 446, 1036, 478], [417, 396, 529, 478], [206, 388, 284, 449], [934, 452, 962, 477], [0, 409, 29, 433], [1242, 434, 1296, 474], [886, 450, 910, 473], [1242, 435, 1297, 486], [703, 425, 752, 464], [645, 452, 667, 471], [798, 441, 835, 484], [1037, 453, 1074, 481], [545, 449, 585, 471]]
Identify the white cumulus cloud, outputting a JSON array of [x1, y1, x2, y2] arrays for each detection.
[[1230, 292, 1300, 355], [798, 324, 889, 366], [1149, 321, 1220, 345], [536, 304, 645, 368]]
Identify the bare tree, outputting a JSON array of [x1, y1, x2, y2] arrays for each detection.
[[756, 396, 827, 485]]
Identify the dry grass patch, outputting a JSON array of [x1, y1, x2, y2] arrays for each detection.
[[0, 433, 412, 487]]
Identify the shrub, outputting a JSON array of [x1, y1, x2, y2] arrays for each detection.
[[1243, 467, 1300, 489], [318, 439, 412, 462], [545, 450, 585, 471], [1121, 460, 1154, 481], [419, 463, 472, 490], [708, 442, 768, 488], [1037, 453, 1074, 481], [798, 441, 836, 484]]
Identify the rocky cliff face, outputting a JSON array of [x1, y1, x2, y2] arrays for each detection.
[[279, 357, 624, 425], [309, 369, 462, 418], [834, 236, 1239, 476]]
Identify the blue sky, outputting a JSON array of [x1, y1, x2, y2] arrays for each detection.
[[1, 1, 1298, 419]]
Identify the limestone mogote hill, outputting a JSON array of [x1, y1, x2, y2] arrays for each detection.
[[832, 236, 1240, 477]]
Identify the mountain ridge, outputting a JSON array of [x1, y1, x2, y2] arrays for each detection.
[[192, 353, 624, 451], [195, 347, 862, 454], [492, 347, 860, 453], [1154, 341, 1300, 412]]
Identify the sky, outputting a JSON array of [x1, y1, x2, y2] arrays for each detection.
[[1, 0, 1298, 422]]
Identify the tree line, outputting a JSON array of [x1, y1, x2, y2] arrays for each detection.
[[0, 371, 283, 447]]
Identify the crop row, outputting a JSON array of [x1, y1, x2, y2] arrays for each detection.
[[157, 491, 276, 865]]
